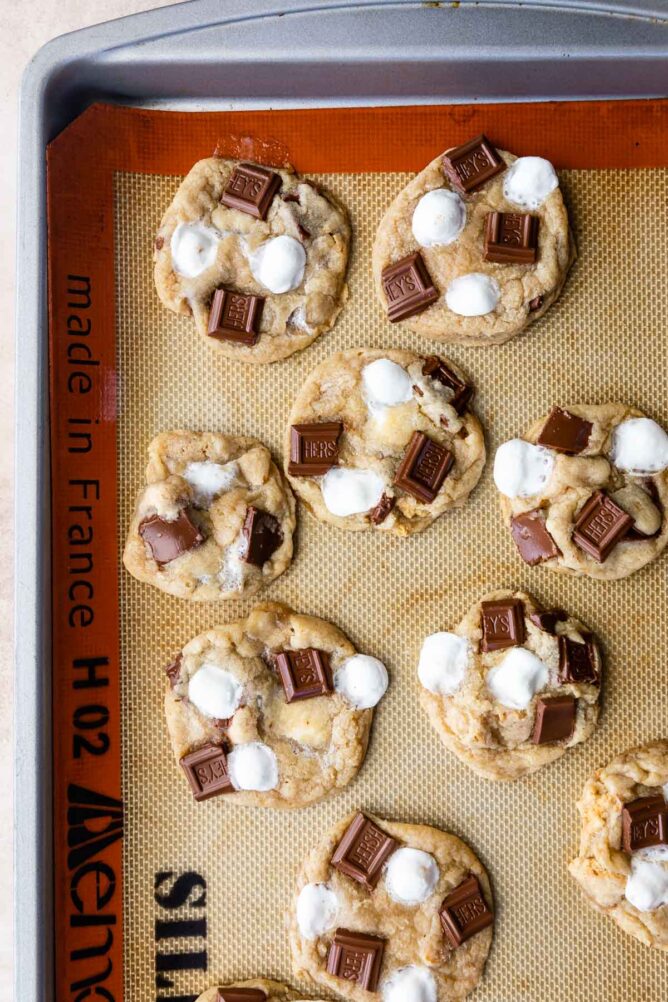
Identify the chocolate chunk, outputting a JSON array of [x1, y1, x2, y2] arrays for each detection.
[[180, 744, 233, 801], [288, 422, 342, 476], [573, 491, 633, 562], [532, 695, 576, 744], [221, 163, 281, 219], [529, 608, 567, 634], [282, 192, 300, 203], [155, 235, 164, 250], [217, 990, 267, 1002], [394, 431, 453, 503], [537, 406, 592, 454], [297, 222, 310, 242], [276, 648, 333, 702], [510, 510, 560, 565], [326, 929, 385, 992], [207, 288, 264, 345], [331, 812, 398, 887], [528, 295, 544, 312], [442, 134, 505, 194], [422, 356, 474, 414], [622, 795, 668, 854], [558, 635, 600, 685], [139, 510, 204, 566], [440, 875, 493, 948], [480, 598, 525, 652], [381, 252, 439, 322], [483, 212, 538, 264], [165, 653, 183, 688], [241, 507, 283, 566], [370, 493, 395, 525]]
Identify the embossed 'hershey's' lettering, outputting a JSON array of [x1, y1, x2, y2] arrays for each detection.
[[381, 252, 439, 322], [484, 211, 538, 264], [622, 795, 668, 853], [221, 163, 282, 219], [288, 422, 343, 476], [440, 874, 494, 948], [326, 929, 386, 992], [442, 134, 505, 194], [331, 812, 398, 887], [180, 743, 234, 801], [572, 491, 633, 562], [480, 598, 525, 652], [394, 431, 453, 503], [207, 288, 264, 345], [276, 647, 333, 702]]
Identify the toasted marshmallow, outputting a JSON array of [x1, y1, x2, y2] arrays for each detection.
[[321, 468, 385, 517], [362, 359, 413, 408], [183, 460, 239, 503], [625, 858, 668, 912], [385, 848, 440, 905], [382, 966, 437, 1002]]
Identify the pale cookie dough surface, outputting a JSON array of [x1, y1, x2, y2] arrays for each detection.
[[285, 348, 486, 536], [165, 603, 388, 808], [288, 812, 493, 1001], [123, 431, 295, 600], [496, 404, 668, 581], [372, 147, 574, 345], [569, 740, 668, 949], [195, 980, 320, 1002], [154, 157, 351, 362], [418, 590, 602, 781]]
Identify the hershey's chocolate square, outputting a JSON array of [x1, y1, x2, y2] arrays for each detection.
[[622, 795, 668, 854], [480, 598, 525, 652], [537, 406, 593, 454], [484, 211, 538, 264], [442, 134, 505, 194], [393, 431, 453, 503], [241, 507, 283, 566], [288, 422, 342, 476], [440, 875, 493, 948], [510, 509, 560, 566], [326, 929, 385, 992], [370, 493, 395, 526], [381, 252, 439, 322], [558, 635, 600, 685], [573, 491, 633, 562], [221, 163, 282, 219], [531, 695, 577, 744], [139, 509, 204, 566], [422, 356, 474, 414], [207, 288, 264, 344], [276, 648, 332, 702], [180, 743, 234, 801], [331, 812, 398, 887], [217, 990, 267, 1002]]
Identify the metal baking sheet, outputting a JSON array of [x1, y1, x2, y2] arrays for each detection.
[[15, 2, 668, 1000]]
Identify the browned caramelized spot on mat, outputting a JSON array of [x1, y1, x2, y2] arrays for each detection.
[[484, 211, 538, 264], [532, 695, 576, 744], [510, 509, 560, 565], [288, 422, 342, 476], [393, 431, 453, 503], [165, 652, 183, 688], [139, 510, 204, 566], [622, 796, 668, 854], [326, 929, 385, 991], [572, 491, 633, 562], [422, 355, 474, 414], [331, 812, 398, 887], [537, 406, 592, 454], [276, 648, 333, 702], [480, 598, 525, 652], [558, 635, 600, 685], [207, 288, 264, 345], [370, 493, 395, 525], [442, 134, 505, 193], [221, 163, 282, 219], [241, 507, 283, 566], [440, 875, 494, 948], [381, 251, 439, 322], [180, 743, 233, 801]]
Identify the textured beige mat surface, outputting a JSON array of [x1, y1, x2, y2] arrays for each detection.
[[116, 166, 668, 1001]]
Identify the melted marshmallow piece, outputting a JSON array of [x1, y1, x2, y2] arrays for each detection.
[[385, 848, 440, 905], [611, 418, 668, 474], [249, 235, 306, 293], [411, 188, 466, 248], [296, 883, 339, 940], [445, 273, 500, 317], [503, 156, 559, 210], [493, 439, 555, 498], [170, 222, 219, 278], [362, 359, 413, 408], [418, 632, 469, 696], [183, 460, 239, 504], [486, 648, 548, 710], [227, 741, 278, 791], [321, 468, 385, 517], [187, 664, 243, 719], [382, 966, 437, 1002], [625, 858, 668, 911], [334, 654, 389, 709]]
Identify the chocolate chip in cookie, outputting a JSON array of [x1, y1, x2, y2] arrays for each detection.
[[537, 406, 592, 454], [422, 356, 474, 415], [510, 509, 560, 565], [531, 695, 576, 744], [241, 507, 283, 566], [165, 653, 183, 688], [217, 989, 267, 1002], [558, 635, 600, 685]]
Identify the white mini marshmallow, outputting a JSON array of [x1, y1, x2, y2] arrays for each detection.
[[228, 742, 278, 791], [385, 848, 440, 905], [486, 648, 548, 710], [334, 654, 389, 709], [493, 439, 555, 498], [411, 188, 466, 248], [249, 235, 306, 293], [362, 359, 413, 407], [445, 273, 500, 317], [170, 222, 219, 278], [625, 858, 668, 912], [321, 468, 385, 517], [611, 418, 668, 474], [296, 883, 338, 940], [418, 632, 469, 696], [382, 966, 437, 1002], [503, 156, 559, 209], [184, 460, 239, 503], [188, 664, 243, 719]]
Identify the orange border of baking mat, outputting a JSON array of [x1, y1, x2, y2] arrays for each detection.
[[47, 99, 668, 1002]]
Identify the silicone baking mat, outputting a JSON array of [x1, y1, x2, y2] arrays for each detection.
[[48, 101, 668, 1002]]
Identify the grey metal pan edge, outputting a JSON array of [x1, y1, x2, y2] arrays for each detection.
[[15, 0, 668, 999]]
